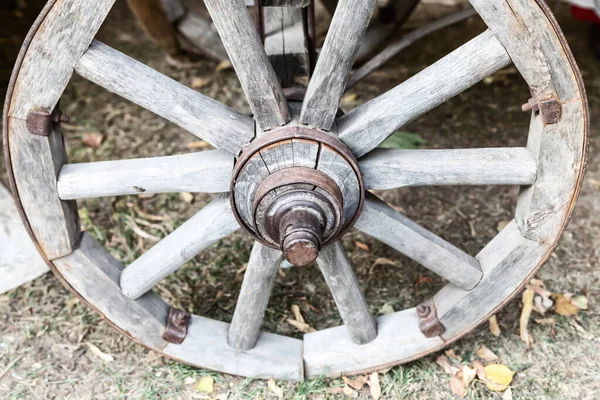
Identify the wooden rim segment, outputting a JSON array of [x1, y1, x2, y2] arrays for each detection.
[[2, 0, 588, 380]]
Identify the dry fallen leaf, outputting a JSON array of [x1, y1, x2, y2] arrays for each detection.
[[186, 140, 211, 150], [291, 304, 305, 323], [355, 241, 370, 252], [445, 349, 460, 361], [414, 274, 434, 291], [287, 318, 316, 333], [81, 132, 105, 148], [342, 385, 356, 397], [369, 257, 397, 274], [379, 303, 395, 315], [215, 60, 233, 72], [571, 294, 589, 310], [533, 295, 553, 315], [341, 93, 359, 105], [191, 77, 210, 89], [450, 374, 466, 398], [180, 192, 194, 204], [488, 315, 501, 337], [502, 387, 513, 400], [461, 365, 477, 387], [436, 355, 460, 375], [554, 293, 579, 316], [472, 360, 486, 381], [483, 364, 514, 392], [195, 376, 214, 394], [476, 345, 500, 363], [342, 375, 368, 391], [496, 220, 509, 232], [367, 372, 381, 400], [535, 317, 556, 326], [520, 288, 535, 347], [267, 379, 283, 399], [85, 342, 114, 362]]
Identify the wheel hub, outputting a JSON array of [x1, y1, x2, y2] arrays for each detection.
[[231, 126, 364, 266]]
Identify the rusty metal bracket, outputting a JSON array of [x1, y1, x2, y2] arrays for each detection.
[[26, 103, 69, 136], [416, 298, 445, 338], [521, 95, 562, 124], [162, 307, 190, 344]]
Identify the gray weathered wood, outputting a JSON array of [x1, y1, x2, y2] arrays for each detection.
[[160, 0, 185, 22], [8, 0, 116, 119], [516, 102, 586, 245], [303, 307, 444, 378], [228, 243, 283, 351], [262, 0, 309, 6], [434, 220, 550, 339], [204, 0, 290, 130], [316, 242, 377, 344], [164, 315, 304, 381], [355, 194, 482, 290], [120, 194, 240, 300], [57, 150, 233, 200], [75, 41, 254, 155], [54, 233, 169, 349], [8, 118, 80, 260], [176, 11, 229, 62], [338, 30, 511, 157], [360, 148, 537, 190], [300, 0, 377, 130], [0, 184, 49, 294], [264, 7, 309, 88]]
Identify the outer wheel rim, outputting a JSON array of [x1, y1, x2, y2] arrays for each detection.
[[3, 0, 589, 380]]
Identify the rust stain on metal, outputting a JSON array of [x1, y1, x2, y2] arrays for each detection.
[[162, 307, 190, 344], [26, 104, 69, 136], [522, 95, 562, 124], [416, 299, 444, 338]]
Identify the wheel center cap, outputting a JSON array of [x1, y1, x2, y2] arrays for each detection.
[[231, 126, 364, 266]]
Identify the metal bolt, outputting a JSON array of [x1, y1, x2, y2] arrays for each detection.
[[283, 231, 320, 267], [52, 111, 70, 124], [521, 98, 539, 113]]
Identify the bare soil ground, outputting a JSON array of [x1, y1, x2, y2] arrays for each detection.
[[1, 1, 599, 399]]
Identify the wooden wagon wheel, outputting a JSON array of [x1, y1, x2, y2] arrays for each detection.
[[3, 0, 588, 381]]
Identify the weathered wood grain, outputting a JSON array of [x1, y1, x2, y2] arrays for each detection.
[[8, 0, 116, 119], [228, 243, 283, 351], [338, 30, 511, 157], [75, 41, 253, 155], [8, 117, 80, 260], [516, 102, 586, 245], [316, 242, 377, 344], [204, 0, 290, 130], [434, 220, 549, 339], [300, 0, 377, 130], [120, 194, 240, 300], [176, 11, 229, 61], [0, 184, 49, 294], [360, 148, 537, 190], [264, 7, 309, 88], [262, 0, 309, 6], [164, 315, 304, 381], [54, 233, 169, 349], [57, 151, 233, 200], [355, 194, 482, 290], [303, 307, 444, 377]]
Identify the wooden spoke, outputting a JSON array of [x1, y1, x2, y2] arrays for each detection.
[[120, 194, 240, 300], [228, 243, 283, 351], [300, 0, 377, 130], [355, 194, 482, 290], [57, 150, 233, 200], [204, 0, 289, 130], [75, 41, 254, 155], [316, 242, 377, 345], [361, 148, 537, 190], [338, 30, 512, 157]]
